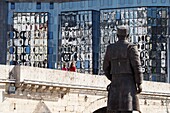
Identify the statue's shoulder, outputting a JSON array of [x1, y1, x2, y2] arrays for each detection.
[[107, 43, 115, 48]]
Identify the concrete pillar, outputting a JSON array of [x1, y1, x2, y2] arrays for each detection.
[[0, 83, 6, 102], [0, 90, 4, 102]]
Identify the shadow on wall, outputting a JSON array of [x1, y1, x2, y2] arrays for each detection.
[[93, 107, 107, 113]]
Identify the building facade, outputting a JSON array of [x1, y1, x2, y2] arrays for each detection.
[[1, 0, 170, 82]]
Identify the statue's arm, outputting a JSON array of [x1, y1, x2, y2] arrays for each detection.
[[103, 45, 112, 81], [129, 45, 143, 85]]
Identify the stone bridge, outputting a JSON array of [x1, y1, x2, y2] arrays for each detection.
[[0, 65, 170, 113]]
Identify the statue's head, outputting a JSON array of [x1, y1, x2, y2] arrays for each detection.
[[117, 25, 129, 40]]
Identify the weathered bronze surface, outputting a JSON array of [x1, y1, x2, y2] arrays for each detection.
[[103, 26, 143, 113]]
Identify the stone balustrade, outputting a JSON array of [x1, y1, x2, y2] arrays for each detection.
[[0, 65, 169, 113]]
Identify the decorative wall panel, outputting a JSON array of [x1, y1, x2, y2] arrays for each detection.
[[58, 11, 100, 74], [7, 12, 48, 68], [100, 7, 169, 82], [146, 7, 168, 82]]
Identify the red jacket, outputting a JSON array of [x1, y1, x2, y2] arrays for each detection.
[[69, 67, 76, 72], [62, 67, 67, 71]]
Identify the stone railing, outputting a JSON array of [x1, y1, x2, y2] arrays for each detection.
[[0, 65, 170, 95], [1, 65, 108, 91], [0, 65, 170, 113]]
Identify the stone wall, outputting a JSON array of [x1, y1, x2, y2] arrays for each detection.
[[0, 65, 169, 113]]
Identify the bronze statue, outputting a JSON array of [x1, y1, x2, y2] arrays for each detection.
[[103, 26, 143, 113]]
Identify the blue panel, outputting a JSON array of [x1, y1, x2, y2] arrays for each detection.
[[76, 61, 81, 69], [92, 11, 100, 74], [152, 75, 157, 81], [161, 0, 166, 3], [11, 2, 15, 10], [152, 8, 157, 18], [80, 1, 85, 8], [61, 3, 66, 9], [9, 47, 14, 54], [49, 2, 54, 9], [49, 15, 54, 25], [85, 60, 89, 69], [53, 55, 56, 61], [10, 61, 14, 65], [137, 0, 141, 4], [147, 8, 152, 17], [119, 0, 125, 5], [48, 62, 52, 68], [36, 2, 41, 9], [48, 32, 53, 39], [48, 40, 53, 47], [48, 47, 53, 54], [27, 3, 33, 10], [116, 11, 121, 20], [100, 0, 104, 6], [129, 0, 133, 4], [88, 0, 93, 7], [48, 54, 52, 60], [152, 0, 157, 3], [69, 2, 73, 8], [107, 0, 112, 6], [25, 46, 30, 54], [10, 32, 13, 39]]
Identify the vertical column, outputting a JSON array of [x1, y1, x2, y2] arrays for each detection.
[[0, 83, 5, 103], [0, 91, 4, 103], [92, 11, 100, 74], [0, 1, 7, 64]]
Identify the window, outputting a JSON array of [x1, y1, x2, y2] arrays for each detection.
[[11, 2, 15, 10], [36, 2, 41, 9], [49, 2, 54, 9]]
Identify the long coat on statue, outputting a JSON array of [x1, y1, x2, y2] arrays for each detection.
[[103, 40, 143, 112]]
